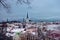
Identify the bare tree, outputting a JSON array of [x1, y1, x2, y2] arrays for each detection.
[[0, 0, 10, 9], [0, 0, 11, 13], [17, 0, 32, 8], [0, 0, 32, 8], [17, 0, 31, 5], [0, 0, 32, 13]]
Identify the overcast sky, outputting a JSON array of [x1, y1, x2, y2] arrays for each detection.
[[0, 0, 60, 21]]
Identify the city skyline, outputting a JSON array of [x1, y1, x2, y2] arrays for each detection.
[[0, 0, 60, 21]]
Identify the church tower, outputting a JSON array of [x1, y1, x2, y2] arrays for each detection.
[[26, 12, 29, 23]]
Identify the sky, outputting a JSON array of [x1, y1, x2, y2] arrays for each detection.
[[0, 0, 60, 21]]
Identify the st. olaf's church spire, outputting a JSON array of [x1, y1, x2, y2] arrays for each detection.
[[27, 12, 29, 19], [26, 12, 29, 23]]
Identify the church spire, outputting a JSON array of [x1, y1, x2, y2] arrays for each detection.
[[25, 12, 29, 23], [27, 12, 29, 19], [7, 18, 8, 22]]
